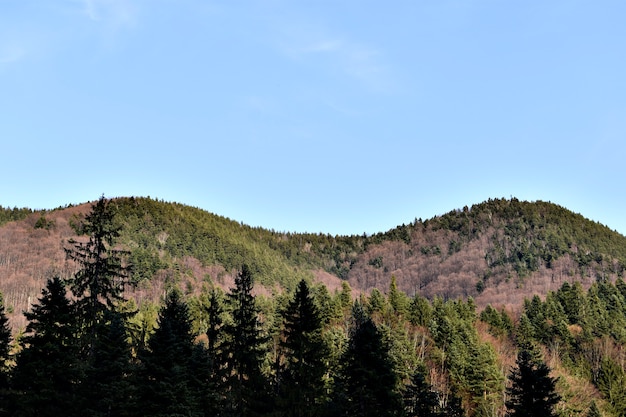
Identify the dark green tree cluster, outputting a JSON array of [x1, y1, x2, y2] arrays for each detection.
[[0, 206, 32, 226], [513, 279, 626, 415]]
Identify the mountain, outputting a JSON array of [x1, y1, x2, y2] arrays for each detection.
[[1, 196, 625, 329]]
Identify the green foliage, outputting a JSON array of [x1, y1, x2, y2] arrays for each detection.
[[65, 195, 132, 357], [33, 214, 55, 230], [408, 294, 433, 327], [429, 198, 626, 281], [278, 280, 330, 417], [506, 350, 560, 417], [0, 206, 32, 226], [596, 357, 626, 416], [137, 289, 200, 417], [333, 310, 402, 417], [111, 197, 316, 288], [587, 401, 603, 417], [222, 265, 272, 416], [11, 277, 82, 417], [367, 288, 387, 315], [82, 310, 135, 417], [480, 304, 513, 337], [388, 275, 409, 315], [429, 298, 504, 413]]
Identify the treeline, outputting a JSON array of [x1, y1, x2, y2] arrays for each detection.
[[0, 197, 593, 417], [0, 269, 562, 417], [0, 206, 32, 227], [2, 197, 626, 416]]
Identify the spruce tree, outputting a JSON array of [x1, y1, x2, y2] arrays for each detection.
[[65, 195, 132, 356], [278, 279, 329, 417], [222, 264, 271, 417], [82, 310, 135, 417], [334, 306, 402, 417], [137, 289, 200, 417], [506, 350, 560, 417], [201, 288, 226, 417], [11, 277, 82, 417]]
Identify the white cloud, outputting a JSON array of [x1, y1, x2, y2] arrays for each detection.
[[301, 37, 392, 93], [77, 0, 137, 28], [275, 20, 394, 94]]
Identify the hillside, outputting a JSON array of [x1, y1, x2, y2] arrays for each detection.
[[1, 196, 626, 330]]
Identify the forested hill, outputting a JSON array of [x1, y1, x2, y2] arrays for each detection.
[[1, 197, 626, 329]]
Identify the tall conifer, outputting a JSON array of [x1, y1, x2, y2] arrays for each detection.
[[222, 265, 270, 417], [278, 279, 329, 416], [506, 350, 560, 417], [65, 196, 132, 356], [138, 289, 200, 417], [334, 307, 402, 417], [11, 277, 82, 417]]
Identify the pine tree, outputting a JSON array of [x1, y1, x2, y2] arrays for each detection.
[[222, 265, 271, 417], [137, 289, 200, 417], [334, 307, 402, 417], [65, 195, 132, 356], [506, 350, 560, 417], [278, 279, 329, 417], [11, 277, 82, 417]]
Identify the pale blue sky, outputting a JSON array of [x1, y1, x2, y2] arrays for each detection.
[[1, 1, 625, 235]]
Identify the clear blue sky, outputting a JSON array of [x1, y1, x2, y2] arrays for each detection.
[[2, 1, 625, 236]]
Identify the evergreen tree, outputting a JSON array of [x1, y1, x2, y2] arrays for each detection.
[[403, 363, 439, 417], [505, 350, 560, 417], [388, 275, 409, 315], [82, 310, 135, 417], [596, 357, 626, 416], [202, 288, 226, 417], [206, 288, 224, 358], [367, 288, 387, 316], [137, 289, 201, 417], [65, 195, 132, 356], [278, 279, 329, 417], [222, 265, 271, 417], [408, 294, 432, 327], [11, 277, 82, 417], [338, 281, 353, 311], [334, 309, 402, 417]]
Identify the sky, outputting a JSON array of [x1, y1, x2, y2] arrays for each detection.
[[1, 1, 625, 236]]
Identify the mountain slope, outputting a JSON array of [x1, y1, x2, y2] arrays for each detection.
[[1, 196, 625, 329]]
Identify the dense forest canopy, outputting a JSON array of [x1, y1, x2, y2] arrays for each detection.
[[2, 196, 626, 415]]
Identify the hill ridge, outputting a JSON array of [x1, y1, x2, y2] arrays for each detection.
[[1, 196, 625, 329]]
